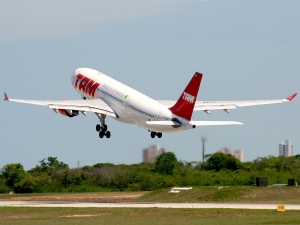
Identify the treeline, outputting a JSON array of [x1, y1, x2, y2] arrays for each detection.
[[1, 153, 300, 193]]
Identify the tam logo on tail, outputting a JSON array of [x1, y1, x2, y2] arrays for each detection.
[[169, 72, 203, 121], [183, 92, 195, 103]]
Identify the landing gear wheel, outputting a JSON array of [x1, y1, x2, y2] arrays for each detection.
[[157, 133, 162, 138], [151, 132, 156, 138], [99, 131, 105, 138], [105, 131, 111, 138], [96, 124, 101, 132], [103, 124, 108, 132]]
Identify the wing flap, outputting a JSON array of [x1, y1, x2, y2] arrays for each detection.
[[89, 108, 116, 117], [234, 99, 286, 107], [194, 104, 237, 111], [48, 105, 116, 117]]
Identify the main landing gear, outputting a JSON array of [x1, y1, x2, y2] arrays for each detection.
[[150, 131, 162, 138], [95, 114, 111, 139]]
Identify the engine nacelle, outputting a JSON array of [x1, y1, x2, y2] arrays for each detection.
[[58, 109, 79, 117], [56, 98, 79, 117]]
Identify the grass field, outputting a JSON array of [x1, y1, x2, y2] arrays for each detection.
[[1, 187, 300, 224], [136, 186, 300, 204], [1, 186, 300, 204], [0, 207, 300, 225], [0, 192, 147, 202]]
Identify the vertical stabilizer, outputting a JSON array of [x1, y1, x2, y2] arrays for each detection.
[[169, 72, 203, 121]]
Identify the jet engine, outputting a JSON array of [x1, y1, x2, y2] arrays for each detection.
[[55, 98, 79, 117], [57, 109, 79, 117]]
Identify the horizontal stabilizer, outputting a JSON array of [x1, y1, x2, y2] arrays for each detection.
[[191, 121, 243, 126], [146, 121, 181, 126], [146, 120, 243, 126]]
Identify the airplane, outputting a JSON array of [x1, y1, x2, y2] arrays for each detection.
[[3, 68, 297, 139]]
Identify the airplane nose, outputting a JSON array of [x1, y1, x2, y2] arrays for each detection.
[[71, 71, 77, 85], [73, 69, 79, 75]]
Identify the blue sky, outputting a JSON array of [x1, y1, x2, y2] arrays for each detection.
[[1, 0, 299, 170]]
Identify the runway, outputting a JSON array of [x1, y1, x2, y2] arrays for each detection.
[[1, 201, 300, 210]]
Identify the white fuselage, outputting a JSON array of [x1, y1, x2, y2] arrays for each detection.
[[71, 68, 190, 133]]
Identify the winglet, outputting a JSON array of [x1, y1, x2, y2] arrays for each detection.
[[4, 92, 9, 101], [286, 93, 297, 101]]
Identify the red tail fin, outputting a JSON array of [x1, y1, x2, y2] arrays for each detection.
[[169, 72, 203, 121]]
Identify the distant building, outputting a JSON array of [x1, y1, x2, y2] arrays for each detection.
[[218, 148, 244, 162], [143, 145, 166, 163], [279, 140, 293, 157]]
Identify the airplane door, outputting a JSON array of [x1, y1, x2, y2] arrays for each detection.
[[123, 85, 131, 110], [125, 99, 131, 110], [155, 111, 161, 121]]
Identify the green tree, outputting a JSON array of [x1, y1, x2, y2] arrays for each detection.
[[155, 152, 177, 175], [30, 157, 69, 174], [205, 152, 241, 172], [40, 157, 69, 170], [14, 174, 38, 193], [59, 169, 83, 188], [0, 175, 10, 193], [93, 163, 114, 169], [251, 156, 300, 171], [283, 156, 300, 171], [252, 157, 268, 171], [1, 163, 26, 188]]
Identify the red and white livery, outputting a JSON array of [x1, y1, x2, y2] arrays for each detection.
[[4, 68, 297, 139]]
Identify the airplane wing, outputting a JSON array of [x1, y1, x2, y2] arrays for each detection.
[[158, 93, 297, 114], [3, 92, 116, 117]]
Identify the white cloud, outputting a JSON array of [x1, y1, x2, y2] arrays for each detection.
[[0, 0, 198, 42]]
